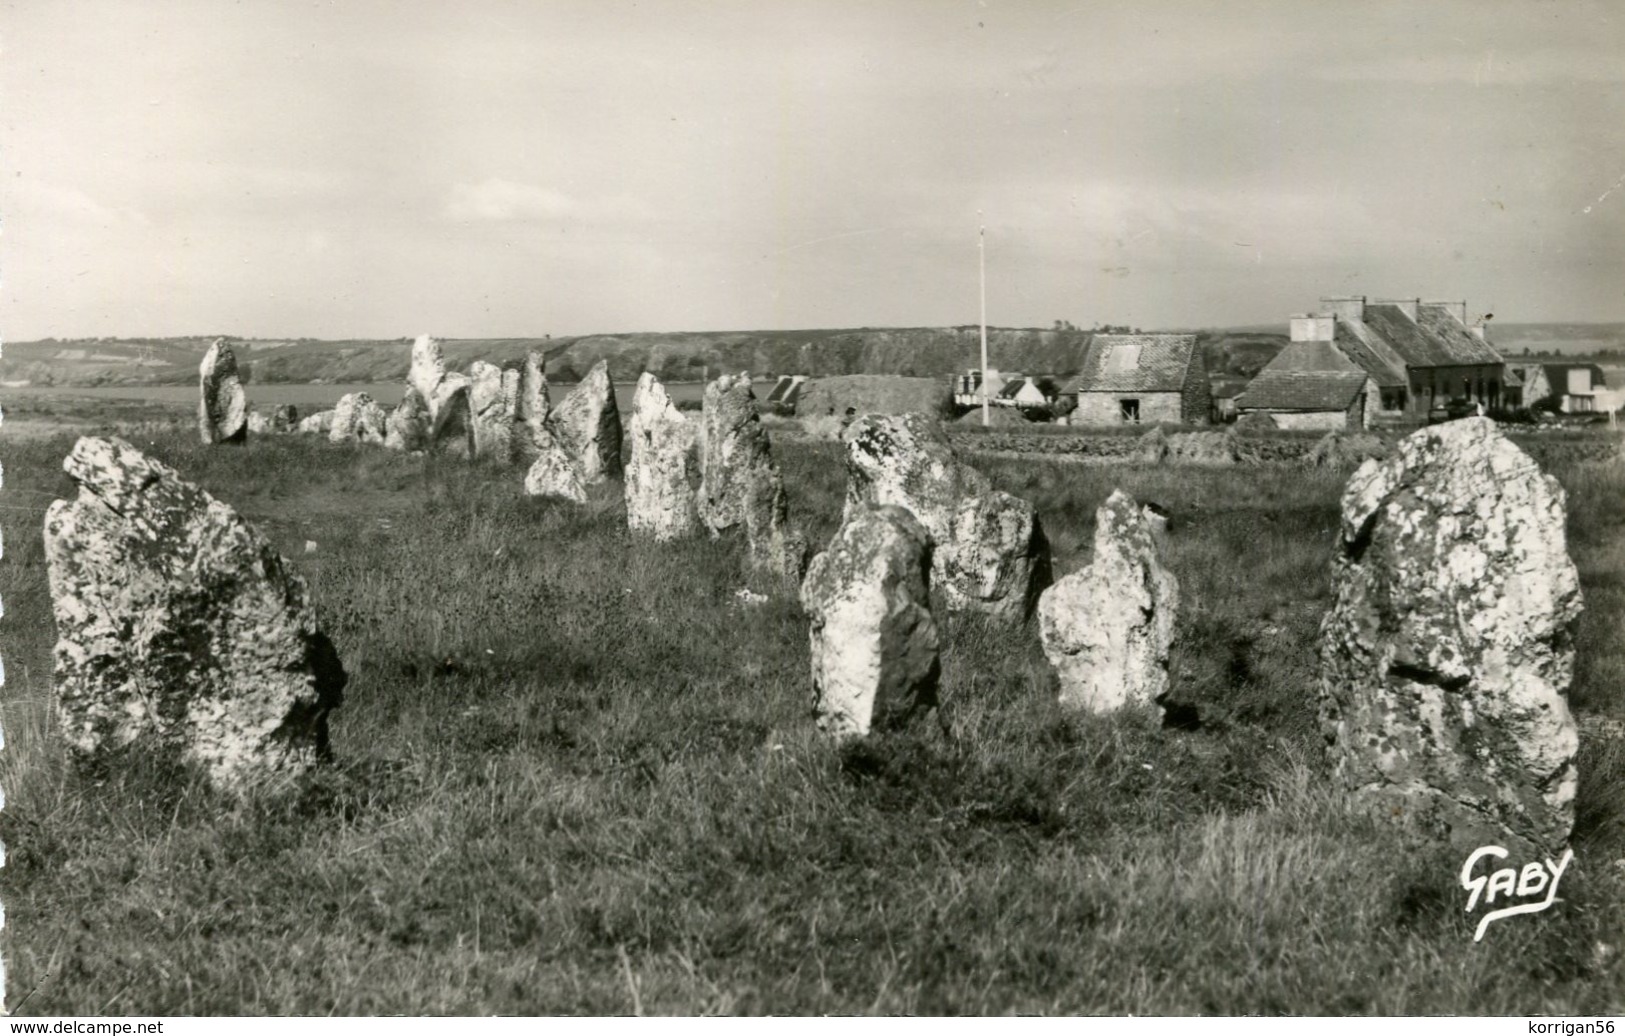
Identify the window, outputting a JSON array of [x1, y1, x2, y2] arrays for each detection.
[[1120, 398, 1140, 423], [1105, 343, 1142, 373]]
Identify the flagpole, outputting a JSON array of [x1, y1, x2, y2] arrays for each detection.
[[979, 220, 989, 427]]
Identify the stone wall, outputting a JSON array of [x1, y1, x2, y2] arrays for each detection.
[[1071, 391, 1184, 428]]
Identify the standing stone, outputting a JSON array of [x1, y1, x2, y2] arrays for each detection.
[[699, 372, 804, 576], [429, 383, 476, 459], [297, 410, 335, 435], [198, 338, 248, 445], [546, 360, 623, 484], [329, 392, 388, 445], [522, 431, 589, 503], [246, 410, 271, 435], [408, 333, 449, 411], [943, 490, 1051, 621], [270, 404, 300, 434], [842, 413, 1049, 619], [385, 389, 431, 452], [513, 350, 550, 463], [1319, 418, 1582, 854], [625, 372, 700, 540], [42, 437, 345, 793], [407, 333, 472, 425], [800, 505, 940, 739], [1304, 431, 1388, 469], [467, 360, 518, 463], [1165, 430, 1238, 466], [1038, 490, 1179, 715], [1134, 426, 1169, 464]]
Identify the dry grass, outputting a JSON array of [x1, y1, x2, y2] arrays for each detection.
[[0, 410, 1621, 1015]]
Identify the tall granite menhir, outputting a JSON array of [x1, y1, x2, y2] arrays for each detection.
[[1038, 490, 1178, 715], [842, 413, 1049, 622], [1319, 418, 1582, 855], [801, 505, 941, 739], [43, 437, 346, 793], [625, 372, 699, 540], [545, 360, 622, 485], [198, 338, 248, 445], [699, 372, 804, 577]]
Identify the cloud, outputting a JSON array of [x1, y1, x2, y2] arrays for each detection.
[[443, 178, 648, 223]]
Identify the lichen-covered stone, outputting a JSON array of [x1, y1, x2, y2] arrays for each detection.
[[943, 490, 1051, 621], [270, 404, 300, 434], [699, 372, 803, 577], [800, 505, 940, 739], [407, 333, 473, 431], [842, 413, 1049, 619], [1134, 426, 1169, 464], [1165, 430, 1239, 466], [408, 333, 450, 411], [1038, 490, 1179, 714], [1319, 417, 1582, 854], [625, 373, 699, 540], [297, 410, 335, 435], [514, 351, 550, 463], [523, 431, 589, 503], [546, 360, 622, 485], [198, 339, 248, 445], [42, 436, 346, 793], [384, 389, 431, 452], [468, 360, 518, 463], [429, 383, 476, 459], [1304, 431, 1389, 469], [246, 410, 271, 435], [329, 392, 388, 445]]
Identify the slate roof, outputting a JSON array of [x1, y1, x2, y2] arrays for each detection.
[[1063, 334, 1201, 394], [1234, 370, 1371, 411], [1332, 320, 1408, 388], [1362, 304, 1502, 367], [1414, 304, 1504, 365]]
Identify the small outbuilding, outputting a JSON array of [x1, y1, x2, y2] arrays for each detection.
[[1232, 369, 1375, 430], [1062, 334, 1209, 426]]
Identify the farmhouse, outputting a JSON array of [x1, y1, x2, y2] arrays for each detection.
[[1062, 334, 1209, 426], [1265, 297, 1504, 423]]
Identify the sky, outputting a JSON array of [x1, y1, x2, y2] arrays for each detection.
[[3, 0, 1623, 340]]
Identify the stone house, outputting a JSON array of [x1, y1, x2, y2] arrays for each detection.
[[1061, 334, 1209, 426], [1273, 297, 1504, 423]]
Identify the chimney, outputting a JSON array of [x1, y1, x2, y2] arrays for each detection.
[[1376, 298, 1420, 321], [1320, 296, 1366, 323], [1426, 300, 1468, 325], [1290, 314, 1335, 342]]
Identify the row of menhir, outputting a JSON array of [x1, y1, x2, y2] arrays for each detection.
[[59, 370, 1587, 859]]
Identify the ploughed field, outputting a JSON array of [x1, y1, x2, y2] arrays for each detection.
[[2, 405, 1623, 1015]]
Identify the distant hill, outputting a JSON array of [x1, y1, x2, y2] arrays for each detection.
[[1480, 322, 1625, 359], [6, 322, 1617, 390], [1, 327, 1290, 388]]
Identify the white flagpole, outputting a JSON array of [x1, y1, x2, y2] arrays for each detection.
[[979, 220, 989, 427]]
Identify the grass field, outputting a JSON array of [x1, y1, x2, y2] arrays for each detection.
[[1, 405, 1622, 1015]]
